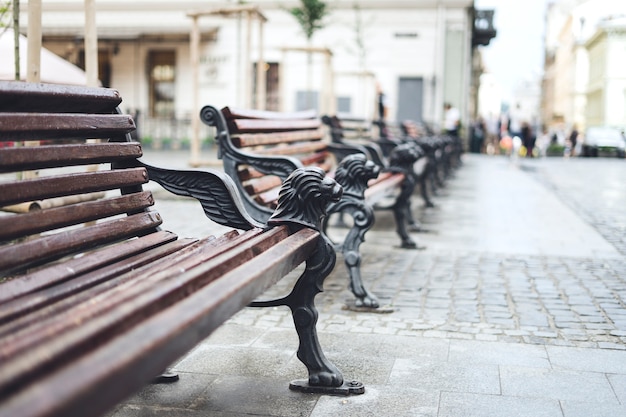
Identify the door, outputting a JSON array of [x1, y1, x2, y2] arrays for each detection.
[[396, 77, 424, 123]]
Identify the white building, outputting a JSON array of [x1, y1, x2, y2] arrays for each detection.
[[542, 0, 626, 134], [14, 0, 480, 147]]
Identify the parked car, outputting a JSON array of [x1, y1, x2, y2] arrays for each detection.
[[581, 126, 626, 158]]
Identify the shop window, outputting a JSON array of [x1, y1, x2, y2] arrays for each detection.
[[148, 51, 176, 118]]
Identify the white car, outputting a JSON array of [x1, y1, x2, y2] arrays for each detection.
[[581, 126, 626, 158]]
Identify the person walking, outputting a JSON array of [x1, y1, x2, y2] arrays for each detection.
[[443, 103, 460, 137], [520, 121, 536, 157]]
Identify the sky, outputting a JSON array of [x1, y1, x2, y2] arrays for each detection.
[[474, 0, 549, 101]]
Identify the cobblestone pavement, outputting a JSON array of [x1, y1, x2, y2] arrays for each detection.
[[146, 152, 626, 351], [106, 151, 626, 417]]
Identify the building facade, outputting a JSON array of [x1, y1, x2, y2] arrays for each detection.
[[542, 0, 626, 139], [16, 0, 479, 148]]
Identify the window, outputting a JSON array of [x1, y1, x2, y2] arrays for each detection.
[[148, 51, 176, 118]]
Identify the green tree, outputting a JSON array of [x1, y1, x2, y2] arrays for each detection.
[[286, 0, 330, 108], [288, 0, 329, 41]]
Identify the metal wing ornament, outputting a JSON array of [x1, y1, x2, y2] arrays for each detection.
[[138, 162, 264, 231]]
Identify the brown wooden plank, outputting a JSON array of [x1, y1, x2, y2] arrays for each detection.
[[228, 118, 321, 134], [0, 237, 196, 330], [0, 168, 148, 207], [252, 141, 328, 157], [0, 212, 162, 275], [0, 229, 263, 335], [0, 228, 319, 417], [0, 192, 154, 242], [0, 81, 122, 113], [0, 230, 179, 305], [0, 142, 142, 173], [243, 176, 282, 196], [222, 106, 317, 121], [365, 172, 405, 200], [255, 187, 280, 207], [299, 151, 331, 166], [0, 227, 291, 393], [231, 127, 324, 148], [0, 113, 135, 141]]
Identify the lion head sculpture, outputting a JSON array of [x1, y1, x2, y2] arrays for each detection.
[[333, 153, 380, 197], [268, 167, 343, 231], [389, 143, 423, 170]]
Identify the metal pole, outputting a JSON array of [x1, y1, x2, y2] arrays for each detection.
[[190, 16, 201, 165], [84, 0, 98, 87], [245, 10, 252, 108], [256, 15, 265, 110], [26, 0, 41, 82]]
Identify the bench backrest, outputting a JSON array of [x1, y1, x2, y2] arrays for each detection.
[[0, 81, 158, 282], [201, 106, 337, 221]]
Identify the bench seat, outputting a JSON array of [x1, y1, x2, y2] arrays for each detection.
[[0, 81, 363, 417], [201, 105, 424, 310]]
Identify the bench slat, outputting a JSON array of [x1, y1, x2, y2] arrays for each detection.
[[0, 82, 122, 113], [0, 230, 180, 306], [228, 118, 321, 134], [244, 175, 283, 196], [252, 141, 328, 157], [222, 106, 317, 121], [0, 113, 135, 141], [0, 191, 154, 242], [0, 227, 293, 393], [0, 168, 148, 207], [0, 212, 162, 274], [232, 127, 324, 148], [0, 235, 194, 328], [0, 228, 319, 417], [0, 142, 142, 173], [0, 229, 266, 336]]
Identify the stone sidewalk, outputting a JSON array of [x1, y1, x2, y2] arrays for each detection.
[[107, 151, 626, 417]]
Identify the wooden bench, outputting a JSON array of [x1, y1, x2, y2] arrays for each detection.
[[322, 114, 437, 210], [200, 106, 423, 310], [0, 81, 363, 417]]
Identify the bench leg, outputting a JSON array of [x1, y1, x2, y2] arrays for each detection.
[[328, 200, 381, 309], [419, 162, 435, 209], [250, 236, 364, 395], [392, 175, 425, 250]]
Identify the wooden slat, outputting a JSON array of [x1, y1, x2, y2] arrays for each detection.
[[0, 229, 263, 334], [0, 168, 147, 207], [0, 192, 154, 242], [0, 228, 319, 417], [255, 188, 280, 207], [0, 235, 195, 328], [0, 142, 142, 173], [0, 81, 122, 113], [229, 118, 321, 134], [365, 172, 405, 200], [222, 106, 317, 121], [253, 141, 328, 157], [243, 176, 282, 196], [0, 228, 291, 393], [0, 113, 135, 141], [0, 230, 180, 305], [299, 151, 331, 167], [0, 212, 163, 274], [231, 127, 324, 148]]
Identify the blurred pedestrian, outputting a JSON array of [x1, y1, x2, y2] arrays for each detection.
[[375, 81, 390, 138], [443, 103, 460, 137], [470, 117, 486, 153], [569, 126, 579, 157], [520, 121, 535, 157]]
